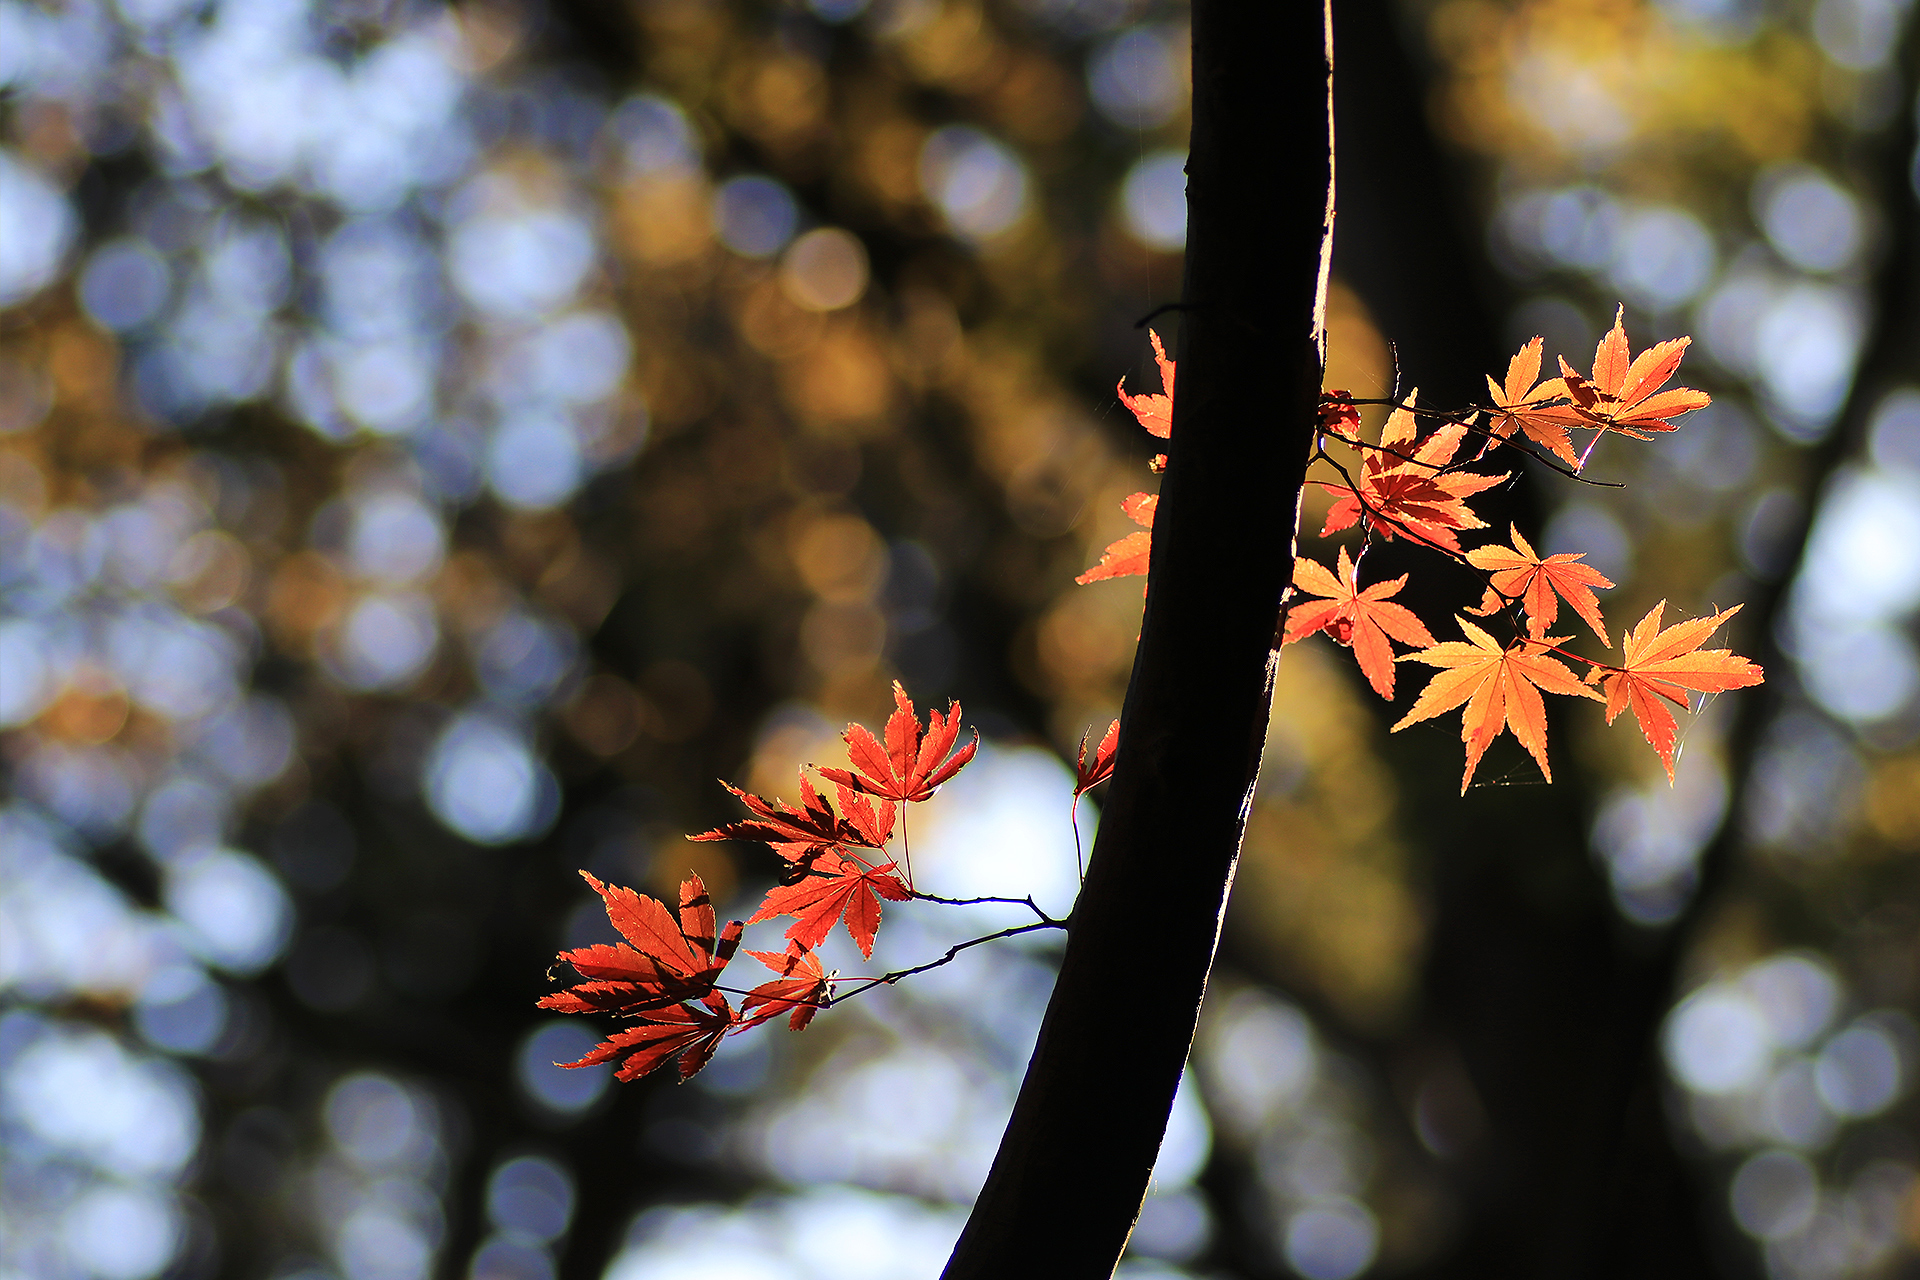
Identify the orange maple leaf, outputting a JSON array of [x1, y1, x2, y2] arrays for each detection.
[[1319, 395, 1507, 553], [815, 681, 977, 804], [742, 941, 834, 1030], [1077, 492, 1157, 584], [1393, 618, 1603, 793], [1557, 306, 1711, 441], [1118, 330, 1175, 439], [1282, 546, 1437, 699], [1589, 602, 1764, 782], [538, 872, 742, 1017], [747, 849, 911, 957], [1485, 336, 1584, 468], [1467, 524, 1614, 645], [560, 990, 739, 1082]]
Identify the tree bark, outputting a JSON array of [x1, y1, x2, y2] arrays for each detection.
[[942, 4, 1335, 1275]]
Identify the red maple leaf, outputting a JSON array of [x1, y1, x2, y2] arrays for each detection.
[[1319, 395, 1506, 554], [747, 850, 911, 957], [1467, 524, 1614, 645], [1118, 329, 1175, 439], [1282, 546, 1437, 699], [539, 872, 742, 1017], [816, 680, 978, 804], [1319, 389, 1361, 438], [1076, 719, 1120, 794], [1589, 602, 1764, 781], [559, 990, 739, 1082], [688, 772, 881, 851], [1557, 306, 1712, 441], [1077, 492, 1157, 584], [1393, 618, 1603, 792], [742, 942, 834, 1030]]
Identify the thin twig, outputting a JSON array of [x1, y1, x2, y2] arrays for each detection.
[[911, 890, 1061, 926], [1323, 396, 1620, 487], [1133, 302, 1192, 328], [826, 920, 1068, 1004]]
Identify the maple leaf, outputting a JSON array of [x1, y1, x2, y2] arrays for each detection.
[[1393, 618, 1603, 793], [747, 849, 912, 957], [1589, 602, 1764, 781], [559, 990, 739, 1082], [1319, 395, 1506, 554], [1466, 524, 1614, 645], [816, 680, 978, 804], [1077, 492, 1157, 584], [1319, 389, 1361, 437], [1282, 546, 1437, 699], [742, 942, 834, 1030], [1484, 337, 1584, 468], [539, 872, 742, 1016], [1557, 306, 1711, 441], [1117, 329, 1175, 439], [1076, 719, 1120, 794], [688, 772, 880, 851]]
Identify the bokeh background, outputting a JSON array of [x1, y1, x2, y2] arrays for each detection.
[[5, 0, 1920, 1275]]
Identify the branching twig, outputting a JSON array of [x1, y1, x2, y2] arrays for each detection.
[[827, 920, 1068, 1004], [911, 891, 1062, 926]]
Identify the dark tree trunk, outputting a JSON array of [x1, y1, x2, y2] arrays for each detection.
[[941, 3, 1336, 1275]]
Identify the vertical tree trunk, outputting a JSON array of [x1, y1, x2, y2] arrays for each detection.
[[942, 4, 1335, 1275]]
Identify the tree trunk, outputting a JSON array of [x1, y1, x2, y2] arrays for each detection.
[[941, 4, 1336, 1275]]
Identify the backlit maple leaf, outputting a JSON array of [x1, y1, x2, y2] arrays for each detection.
[[1077, 492, 1157, 584], [1589, 602, 1764, 781], [688, 772, 881, 851], [1484, 336, 1583, 467], [1394, 618, 1603, 793], [539, 872, 742, 1017], [558, 990, 738, 1082], [1557, 306, 1711, 440], [816, 680, 977, 804], [1319, 389, 1362, 438], [1282, 546, 1436, 699], [1076, 719, 1120, 794], [1467, 524, 1614, 645], [742, 942, 834, 1030], [1319, 396, 1506, 554], [747, 850, 912, 957], [1118, 330, 1175, 439]]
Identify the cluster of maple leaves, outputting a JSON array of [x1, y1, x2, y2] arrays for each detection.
[[541, 684, 1119, 1083], [1084, 308, 1764, 792], [544, 307, 1767, 1084]]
